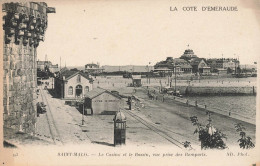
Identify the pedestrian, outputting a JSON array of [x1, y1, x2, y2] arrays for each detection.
[[162, 95, 164, 102]]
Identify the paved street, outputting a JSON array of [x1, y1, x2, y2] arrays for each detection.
[[35, 83, 175, 148], [36, 85, 92, 145]]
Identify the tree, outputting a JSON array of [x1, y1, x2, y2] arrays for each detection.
[[236, 66, 241, 74], [227, 67, 233, 74], [234, 123, 255, 149], [190, 114, 227, 150]]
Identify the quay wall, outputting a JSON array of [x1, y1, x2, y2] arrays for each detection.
[[169, 86, 256, 96], [2, 2, 55, 135], [143, 87, 255, 125]]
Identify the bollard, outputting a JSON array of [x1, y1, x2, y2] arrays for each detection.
[[186, 100, 189, 106], [205, 105, 207, 109], [229, 112, 231, 116]]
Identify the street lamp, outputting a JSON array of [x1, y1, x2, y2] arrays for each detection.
[[172, 61, 177, 93], [148, 62, 151, 84], [82, 98, 85, 125]]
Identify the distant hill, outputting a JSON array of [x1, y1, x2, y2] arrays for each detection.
[[66, 66, 85, 71], [66, 65, 154, 73], [102, 65, 154, 73]]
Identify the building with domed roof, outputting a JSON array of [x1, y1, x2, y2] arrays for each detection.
[[154, 57, 192, 76], [180, 49, 198, 61]]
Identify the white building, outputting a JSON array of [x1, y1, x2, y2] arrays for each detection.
[[54, 70, 93, 99]]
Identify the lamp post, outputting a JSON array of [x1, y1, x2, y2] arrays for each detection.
[[82, 99, 85, 125], [146, 62, 151, 84], [147, 65, 149, 84], [173, 61, 177, 93], [148, 62, 151, 84]]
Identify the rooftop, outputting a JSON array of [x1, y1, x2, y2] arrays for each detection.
[[60, 70, 93, 82], [85, 88, 121, 99], [190, 58, 206, 65]]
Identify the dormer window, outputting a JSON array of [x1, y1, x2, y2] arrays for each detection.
[[77, 75, 81, 83]]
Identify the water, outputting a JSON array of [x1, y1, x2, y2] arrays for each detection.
[[92, 76, 257, 123], [185, 96, 256, 120]]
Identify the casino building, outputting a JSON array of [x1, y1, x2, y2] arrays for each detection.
[[180, 48, 198, 61]]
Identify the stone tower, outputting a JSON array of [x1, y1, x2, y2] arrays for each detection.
[[2, 2, 55, 136]]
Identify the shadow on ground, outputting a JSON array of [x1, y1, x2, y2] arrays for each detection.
[[47, 89, 59, 98], [92, 141, 114, 147], [3, 140, 17, 148]]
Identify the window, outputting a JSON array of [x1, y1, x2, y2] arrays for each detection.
[[76, 85, 82, 96], [77, 75, 81, 83], [85, 86, 89, 94], [68, 86, 73, 95]]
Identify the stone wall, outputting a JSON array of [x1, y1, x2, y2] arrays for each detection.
[[185, 86, 256, 96], [2, 2, 55, 135], [170, 86, 257, 96]]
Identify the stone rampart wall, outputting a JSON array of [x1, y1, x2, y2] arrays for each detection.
[[2, 2, 55, 135]]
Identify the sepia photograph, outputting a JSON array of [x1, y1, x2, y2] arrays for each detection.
[[0, 0, 259, 165]]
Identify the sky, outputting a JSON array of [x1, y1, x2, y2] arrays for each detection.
[[37, 0, 260, 67]]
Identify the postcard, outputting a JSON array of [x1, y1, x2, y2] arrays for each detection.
[[0, 0, 259, 165]]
